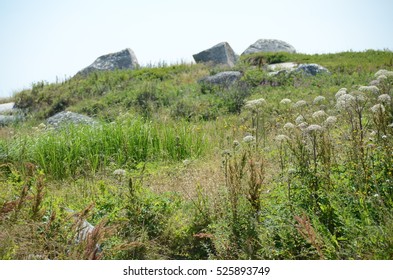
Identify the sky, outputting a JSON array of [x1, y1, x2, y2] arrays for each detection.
[[0, 0, 392, 97]]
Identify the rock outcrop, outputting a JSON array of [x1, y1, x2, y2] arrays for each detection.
[[295, 64, 330, 76], [242, 39, 296, 55], [0, 102, 15, 113], [199, 71, 242, 87], [266, 63, 329, 77], [0, 102, 24, 126], [77, 48, 139, 75], [46, 111, 98, 128], [193, 42, 237, 67]]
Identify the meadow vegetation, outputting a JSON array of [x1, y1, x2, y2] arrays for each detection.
[[1, 50, 393, 259]]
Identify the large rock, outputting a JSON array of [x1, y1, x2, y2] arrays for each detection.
[[295, 64, 330, 76], [46, 111, 98, 128], [0, 115, 22, 126], [266, 62, 298, 74], [242, 39, 296, 55], [0, 102, 24, 126], [199, 71, 242, 87], [193, 42, 237, 67], [0, 102, 15, 113], [77, 48, 139, 75]]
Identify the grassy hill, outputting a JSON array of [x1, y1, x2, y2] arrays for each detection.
[[1, 50, 393, 259]]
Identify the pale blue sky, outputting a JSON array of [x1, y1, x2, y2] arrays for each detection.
[[0, 0, 392, 97]]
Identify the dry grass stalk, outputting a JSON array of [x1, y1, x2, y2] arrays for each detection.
[[1, 200, 19, 219], [247, 157, 265, 217], [69, 204, 112, 260], [83, 221, 106, 260], [226, 152, 247, 221], [294, 214, 325, 259], [31, 175, 45, 220]]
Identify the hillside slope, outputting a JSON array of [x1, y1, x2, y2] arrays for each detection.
[[1, 50, 393, 260]]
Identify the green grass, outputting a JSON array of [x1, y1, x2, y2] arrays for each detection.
[[1, 118, 206, 179], [1, 50, 393, 260]]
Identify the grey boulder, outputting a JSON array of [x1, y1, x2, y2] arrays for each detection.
[[0, 102, 24, 126], [47, 111, 98, 128], [295, 64, 330, 76], [199, 71, 242, 87], [242, 39, 296, 55], [0, 115, 22, 126], [0, 102, 15, 113], [193, 42, 237, 67], [77, 48, 139, 75]]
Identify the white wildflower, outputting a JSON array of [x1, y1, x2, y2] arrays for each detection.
[[233, 140, 240, 147], [388, 123, 393, 128], [375, 69, 389, 77], [244, 98, 266, 111], [336, 94, 355, 110], [113, 169, 126, 176], [323, 116, 337, 127], [370, 104, 385, 114], [280, 98, 292, 105], [306, 124, 323, 133], [283, 122, 296, 130], [335, 91, 345, 99], [275, 134, 289, 141], [295, 115, 305, 124], [382, 135, 388, 140], [312, 110, 327, 119], [293, 100, 307, 108], [313, 96, 326, 104], [375, 69, 393, 78], [358, 85, 379, 95], [351, 91, 367, 103], [335, 89, 347, 99], [378, 94, 391, 103], [243, 135, 255, 143], [298, 122, 308, 130], [377, 74, 387, 81]]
